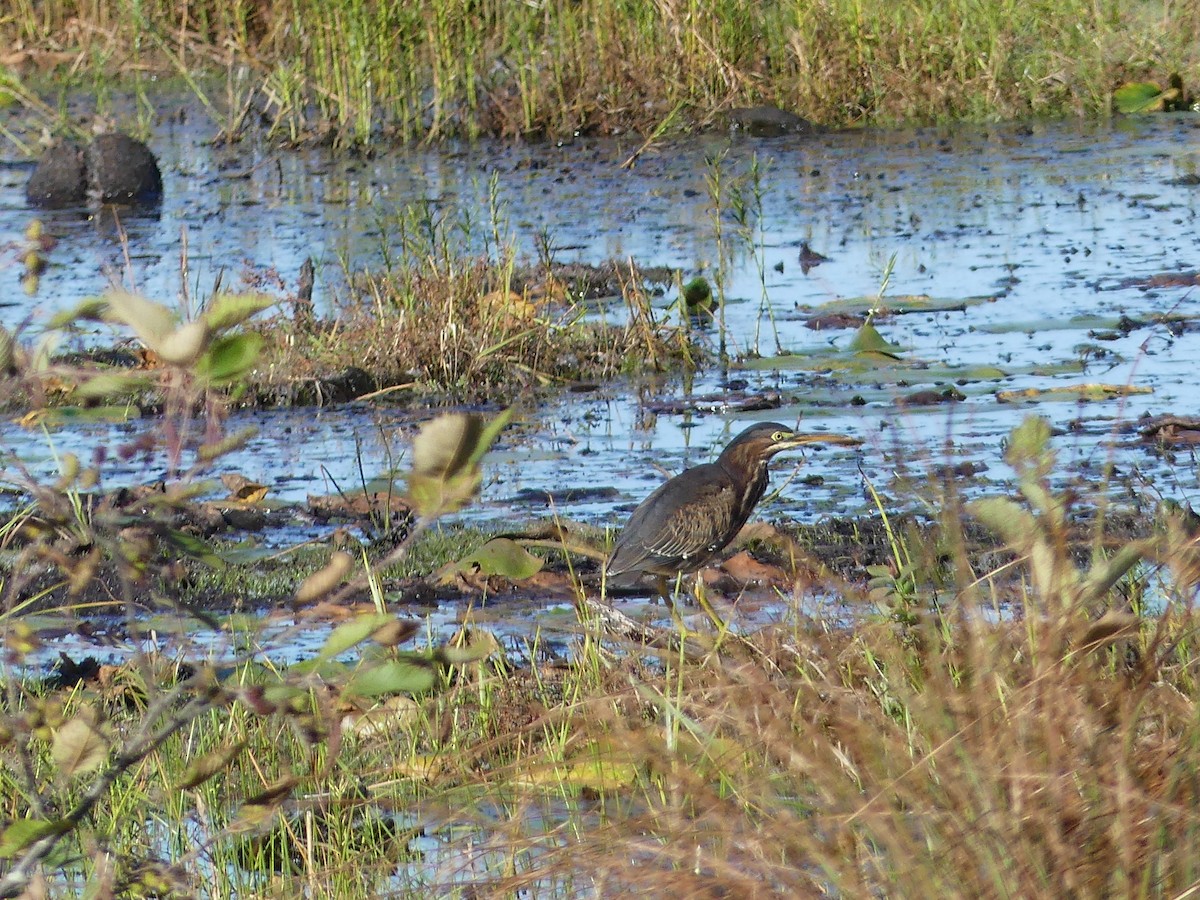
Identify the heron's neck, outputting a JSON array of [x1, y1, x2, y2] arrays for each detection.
[[719, 453, 772, 513]]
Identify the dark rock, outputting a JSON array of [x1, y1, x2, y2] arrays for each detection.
[[86, 133, 163, 204], [25, 142, 87, 207], [26, 134, 163, 207], [728, 106, 823, 137]]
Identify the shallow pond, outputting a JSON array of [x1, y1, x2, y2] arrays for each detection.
[[3, 107, 1200, 664]]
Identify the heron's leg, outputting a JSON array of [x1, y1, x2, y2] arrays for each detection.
[[654, 575, 672, 605], [656, 574, 695, 634], [693, 573, 731, 634]]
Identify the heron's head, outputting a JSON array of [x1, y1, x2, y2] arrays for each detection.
[[719, 422, 862, 470]]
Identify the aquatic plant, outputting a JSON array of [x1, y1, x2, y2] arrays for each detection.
[[250, 197, 695, 400]]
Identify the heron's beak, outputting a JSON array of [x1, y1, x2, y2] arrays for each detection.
[[778, 431, 862, 450]]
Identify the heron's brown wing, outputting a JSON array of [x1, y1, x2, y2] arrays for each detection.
[[607, 463, 737, 577]]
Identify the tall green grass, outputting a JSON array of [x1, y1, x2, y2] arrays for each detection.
[[4, 0, 1197, 143]]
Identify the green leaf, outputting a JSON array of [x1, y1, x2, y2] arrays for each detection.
[[407, 409, 513, 517], [407, 470, 482, 518], [467, 407, 515, 467], [1079, 541, 1150, 606], [438, 641, 499, 665], [28, 406, 140, 427], [345, 657, 437, 698], [156, 320, 212, 366], [261, 682, 308, 708], [0, 326, 14, 371], [47, 297, 110, 329], [411, 413, 482, 480], [195, 332, 264, 384], [229, 778, 297, 834], [318, 613, 399, 661], [0, 818, 70, 858], [160, 530, 226, 569], [102, 291, 217, 365], [51, 708, 108, 778], [215, 545, 277, 565], [468, 537, 543, 579], [202, 292, 276, 333], [294, 551, 353, 604], [197, 426, 259, 462], [1005, 415, 1053, 469]]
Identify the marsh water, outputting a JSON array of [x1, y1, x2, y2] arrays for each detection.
[[3, 107, 1200, 665]]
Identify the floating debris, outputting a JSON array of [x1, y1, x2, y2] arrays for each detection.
[[799, 240, 830, 274], [643, 391, 782, 415], [1139, 415, 1200, 445]]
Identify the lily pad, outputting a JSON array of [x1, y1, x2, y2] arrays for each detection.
[[996, 384, 1152, 403], [975, 314, 1135, 335], [739, 349, 914, 374], [801, 294, 994, 315]]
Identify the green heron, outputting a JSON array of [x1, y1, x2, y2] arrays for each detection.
[[606, 422, 861, 600]]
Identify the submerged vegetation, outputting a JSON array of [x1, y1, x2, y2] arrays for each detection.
[[2, 0, 1199, 143]]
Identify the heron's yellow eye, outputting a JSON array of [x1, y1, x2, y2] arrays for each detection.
[[772, 430, 788, 442]]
